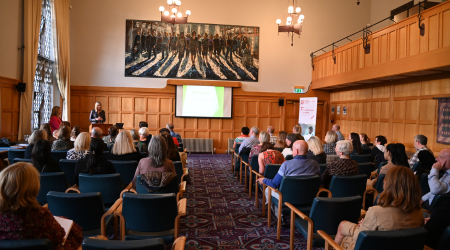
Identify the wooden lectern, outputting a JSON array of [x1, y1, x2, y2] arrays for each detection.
[[89, 123, 113, 137]]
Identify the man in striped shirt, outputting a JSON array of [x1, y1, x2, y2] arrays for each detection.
[[267, 126, 278, 144]]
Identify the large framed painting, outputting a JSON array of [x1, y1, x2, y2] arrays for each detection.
[[437, 98, 450, 145], [125, 20, 259, 82]]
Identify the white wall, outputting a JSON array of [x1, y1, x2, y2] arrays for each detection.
[[0, 0, 23, 80], [69, 0, 371, 92]]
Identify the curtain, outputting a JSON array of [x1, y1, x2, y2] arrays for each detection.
[[19, 0, 42, 140], [52, 0, 70, 122]]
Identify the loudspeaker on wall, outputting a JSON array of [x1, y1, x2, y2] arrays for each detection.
[[279, 98, 284, 106], [16, 82, 26, 92]]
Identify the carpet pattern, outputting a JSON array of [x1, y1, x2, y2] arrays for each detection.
[[179, 154, 311, 249]]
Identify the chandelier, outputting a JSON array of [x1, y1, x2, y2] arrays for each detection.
[[159, 0, 191, 25], [276, 0, 304, 46]]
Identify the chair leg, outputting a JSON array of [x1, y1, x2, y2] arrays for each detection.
[[244, 165, 248, 192], [239, 161, 243, 184], [254, 178, 259, 207], [249, 171, 252, 198], [114, 216, 118, 240], [267, 188, 271, 227], [119, 215, 126, 241], [290, 209, 295, 250], [262, 184, 266, 216], [231, 153, 234, 172], [276, 195, 283, 240]]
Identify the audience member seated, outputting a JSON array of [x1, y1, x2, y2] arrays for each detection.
[[70, 125, 81, 142], [239, 126, 260, 154], [258, 140, 319, 204], [348, 132, 363, 155], [91, 127, 108, 152], [267, 125, 278, 144], [40, 123, 55, 144], [66, 132, 90, 160], [102, 125, 118, 149], [371, 135, 387, 169], [136, 127, 150, 154], [161, 131, 181, 162], [74, 139, 116, 185], [24, 129, 47, 159], [51, 126, 74, 151], [166, 122, 182, 144], [367, 143, 408, 187], [49, 106, 62, 133], [409, 134, 434, 169], [421, 148, 450, 211], [306, 136, 327, 164], [249, 131, 270, 164], [321, 140, 358, 188], [292, 125, 305, 140], [274, 131, 287, 149], [233, 126, 250, 149], [160, 128, 180, 147], [417, 149, 436, 176], [257, 142, 285, 174], [334, 166, 424, 250], [282, 133, 301, 157], [360, 133, 371, 151], [107, 130, 141, 161], [332, 124, 345, 141], [132, 135, 175, 188], [139, 121, 152, 145], [0, 162, 83, 249], [424, 200, 450, 249], [31, 139, 61, 172], [130, 129, 141, 151], [323, 131, 338, 155]]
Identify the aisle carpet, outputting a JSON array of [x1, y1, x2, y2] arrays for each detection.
[[179, 154, 310, 249]]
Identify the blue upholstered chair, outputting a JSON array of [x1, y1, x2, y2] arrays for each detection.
[[7, 149, 25, 165], [37, 172, 69, 204], [72, 173, 124, 208], [362, 148, 371, 154], [412, 161, 423, 173], [285, 154, 293, 160], [267, 175, 322, 240], [426, 193, 450, 214], [0, 239, 54, 250], [82, 238, 165, 250], [358, 162, 374, 178], [419, 173, 430, 196], [287, 196, 363, 250], [350, 154, 373, 163], [132, 175, 186, 203], [59, 159, 77, 186], [318, 227, 427, 250], [318, 174, 368, 208], [173, 161, 188, 184], [319, 163, 328, 176], [50, 151, 68, 163], [13, 158, 32, 163], [253, 164, 282, 214], [435, 226, 450, 250], [103, 151, 110, 158], [110, 160, 139, 184], [140, 152, 147, 158], [247, 155, 259, 197], [376, 161, 387, 175]]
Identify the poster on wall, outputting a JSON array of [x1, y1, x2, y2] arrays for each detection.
[[343, 107, 347, 115], [437, 98, 450, 145], [299, 97, 318, 141], [125, 20, 260, 82], [337, 106, 340, 114], [331, 106, 335, 114]]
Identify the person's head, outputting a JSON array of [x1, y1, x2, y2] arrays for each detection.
[[192, 30, 196, 37], [139, 121, 148, 128], [137, 30, 140, 35], [324, 131, 338, 144], [258, 131, 270, 144], [158, 32, 161, 36], [139, 127, 149, 140], [159, 128, 170, 134], [350, 132, 362, 154], [292, 125, 301, 134], [89, 138, 105, 156], [286, 133, 300, 149], [308, 126, 313, 134], [292, 140, 308, 156], [250, 126, 260, 136], [58, 121, 71, 130], [31, 139, 52, 171], [306, 136, 324, 155], [332, 124, 340, 132], [130, 129, 139, 141], [335, 140, 353, 157], [112, 130, 137, 155], [147, 135, 167, 167], [277, 131, 288, 146], [360, 133, 370, 145], [95, 102, 102, 111], [71, 126, 81, 139], [166, 122, 175, 131], [51, 106, 61, 117], [40, 123, 52, 141], [413, 134, 428, 149], [241, 127, 250, 136], [435, 149, 450, 171], [91, 127, 103, 138], [186, 33, 190, 38], [58, 126, 71, 140], [0, 162, 40, 214], [228, 35, 231, 39], [378, 166, 421, 213], [28, 129, 47, 145], [374, 135, 387, 146], [243, 36, 248, 42], [215, 33, 219, 38], [74, 132, 91, 152], [108, 126, 119, 137], [209, 34, 213, 39], [267, 126, 275, 134], [203, 33, 207, 38], [260, 142, 274, 153], [385, 143, 408, 166]]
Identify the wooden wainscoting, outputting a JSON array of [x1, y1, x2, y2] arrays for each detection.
[[0, 76, 21, 142], [71, 85, 330, 153], [330, 74, 450, 155]]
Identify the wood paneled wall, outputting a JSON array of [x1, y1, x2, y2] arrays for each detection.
[[71, 85, 330, 153], [0, 76, 21, 141], [330, 74, 450, 155]]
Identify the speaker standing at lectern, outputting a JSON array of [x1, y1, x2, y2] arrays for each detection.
[[89, 101, 106, 124]]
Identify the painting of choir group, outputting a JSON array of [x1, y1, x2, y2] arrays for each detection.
[[125, 20, 260, 82]]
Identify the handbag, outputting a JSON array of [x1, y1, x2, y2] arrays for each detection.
[[140, 171, 177, 193]]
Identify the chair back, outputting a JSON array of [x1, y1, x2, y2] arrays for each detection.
[[111, 160, 139, 184], [234, 143, 241, 152], [328, 175, 367, 200], [47, 191, 105, 231], [0, 239, 54, 250], [177, 147, 183, 152], [82, 238, 165, 250], [285, 154, 293, 160], [353, 227, 427, 250], [140, 152, 147, 158], [263, 164, 282, 179], [412, 162, 423, 173], [136, 175, 179, 194], [429, 193, 450, 212], [319, 163, 327, 175], [13, 158, 32, 163], [59, 159, 77, 186], [419, 173, 430, 196], [79, 173, 123, 206], [375, 174, 386, 193], [178, 143, 183, 150], [362, 148, 371, 154], [173, 161, 183, 184], [50, 151, 68, 163], [436, 226, 450, 250], [377, 161, 387, 174], [350, 154, 373, 163], [274, 147, 283, 153], [250, 155, 259, 172], [37, 172, 68, 204], [278, 175, 321, 205], [358, 162, 374, 178], [241, 153, 249, 164], [122, 193, 178, 232], [103, 151, 110, 158], [310, 196, 362, 234], [8, 149, 25, 164]]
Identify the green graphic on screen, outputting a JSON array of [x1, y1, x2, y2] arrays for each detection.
[[181, 86, 225, 117]]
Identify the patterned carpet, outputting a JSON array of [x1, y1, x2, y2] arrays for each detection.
[[180, 154, 311, 250]]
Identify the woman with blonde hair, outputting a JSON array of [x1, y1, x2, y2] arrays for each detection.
[[24, 129, 47, 159], [89, 101, 106, 124], [249, 131, 270, 164], [334, 166, 424, 249], [323, 131, 338, 155], [51, 126, 74, 151], [107, 130, 141, 161], [0, 162, 83, 249], [274, 131, 288, 149], [66, 132, 91, 160], [306, 136, 327, 164]]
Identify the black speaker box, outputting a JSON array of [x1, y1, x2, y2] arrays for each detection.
[[16, 82, 26, 92], [278, 98, 284, 106]]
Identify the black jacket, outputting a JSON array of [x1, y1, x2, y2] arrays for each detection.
[[89, 110, 106, 124]]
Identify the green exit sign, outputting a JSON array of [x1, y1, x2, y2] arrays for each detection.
[[294, 88, 303, 93]]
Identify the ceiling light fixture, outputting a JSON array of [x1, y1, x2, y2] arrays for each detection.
[[276, 0, 304, 46]]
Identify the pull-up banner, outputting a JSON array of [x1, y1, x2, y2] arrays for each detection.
[[299, 97, 318, 141]]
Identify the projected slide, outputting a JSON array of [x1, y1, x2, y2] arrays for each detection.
[[175, 85, 232, 118]]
